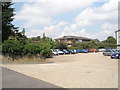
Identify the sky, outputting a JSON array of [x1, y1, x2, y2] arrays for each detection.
[[12, 0, 118, 41]]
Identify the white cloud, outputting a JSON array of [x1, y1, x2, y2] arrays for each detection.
[[14, 0, 118, 41], [75, 0, 118, 26], [15, 0, 99, 17], [90, 23, 117, 40], [26, 21, 68, 38], [102, 23, 118, 30], [14, 0, 99, 28]]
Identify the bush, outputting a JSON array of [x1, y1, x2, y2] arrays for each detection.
[[23, 43, 41, 57], [40, 36, 53, 58], [68, 41, 116, 50], [2, 40, 24, 60], [24, 36, 53, 59], [39, 42, 52, 58]]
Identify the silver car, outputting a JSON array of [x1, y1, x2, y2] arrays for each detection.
[[103, 49, 117, 56]]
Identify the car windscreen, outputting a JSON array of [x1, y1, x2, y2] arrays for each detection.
[[112, 50, 117, 53]]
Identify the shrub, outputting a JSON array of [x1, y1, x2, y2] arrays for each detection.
[[39, 42, 52, 58], [2, 40, 24, 60], [23, 43, 41, 57], [23, 41, 53, 59]]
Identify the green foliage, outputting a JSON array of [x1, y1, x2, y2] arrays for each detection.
[[55, 42, 68, 49], [28, 37, 39, 43], [2, 2, 15, 42], [72, 39, 76, 46], [68, 46, 80, 49], [68, 39, 116, 49], [97, 42, 116, 49], [23, 43, 40, 57], [105, 36, 116, 44], [2, 40, 24, 60], [25, 34, 55, 58], [2, 33, 55, 60], [9, 33, 27, 44], [102, 36, 116, 44], [39, 42, 52, 58], [40, 34, 54, 58]]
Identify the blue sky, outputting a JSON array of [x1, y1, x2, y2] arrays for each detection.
[[12, 0, 118, 41]]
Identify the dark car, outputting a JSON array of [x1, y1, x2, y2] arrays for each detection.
[[111, 53, 120, 59], [67, 49, 76, 54], [60, 49, 70, 54]]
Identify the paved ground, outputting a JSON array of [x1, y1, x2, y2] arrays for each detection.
[[2, 52, 118, 88], [2, 67, 61, 88]]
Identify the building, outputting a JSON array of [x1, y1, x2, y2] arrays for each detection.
[[115, 30, 120, 48], [55, 35, 92, 45]]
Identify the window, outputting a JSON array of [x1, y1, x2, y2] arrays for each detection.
[[119, 36, 120, 38], [78, 40, 82, 42]]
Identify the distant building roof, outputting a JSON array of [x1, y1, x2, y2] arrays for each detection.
[[33, 41, 40, 43], [55, 35, 92, 40]]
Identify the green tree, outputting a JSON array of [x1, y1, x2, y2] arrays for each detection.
[[2, 2, 15, 42], [105, 36, 116, 44], [28, 37, 40, 43], [8, 29, 27, 44], [55, 42, 68, 49], [24, 34, 54, 59]]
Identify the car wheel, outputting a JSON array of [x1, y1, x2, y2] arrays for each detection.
[[103, 53, 106, 56], [111, 57, 113, 59], [119, 56, 120, 59]]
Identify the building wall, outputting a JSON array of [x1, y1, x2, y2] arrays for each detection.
[[56, 38, 90, 45], [116, 30, 120, 48]]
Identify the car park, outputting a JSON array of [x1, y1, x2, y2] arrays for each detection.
[[103, 49, 117, 56]]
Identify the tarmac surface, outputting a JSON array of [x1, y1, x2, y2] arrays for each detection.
[[2, 52, 118, 88], [2, 67, 61, 88]]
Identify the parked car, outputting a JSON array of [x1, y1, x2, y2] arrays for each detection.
[[56, 49, 64, 55], [67, 49, 76, 54], [72, 49, 77, 53], [111, 53, 120, 59], [117, 50, 120, 53], [60, 49, 70, 54], [51, 49, 59, 55], [103, 49, 117, 56], [76, 49, 80, 53], [98, 49, 106, 52], [77, 49, 89, 53], [89, 49, 98, 52]]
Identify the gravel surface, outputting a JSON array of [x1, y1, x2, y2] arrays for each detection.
[[2, 52, 118, 88]]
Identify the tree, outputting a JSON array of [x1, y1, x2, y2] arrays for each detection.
[[8, 28, 27, 44], [55, 42, 68, 49], [103, 36, 116, 44], [2, 2, 15, 42]]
